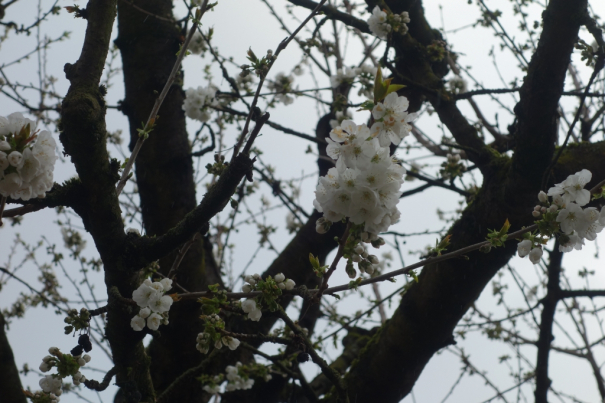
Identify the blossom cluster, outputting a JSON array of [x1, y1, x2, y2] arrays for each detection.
[[130, 278, 173, 331], [517, 169, 605, 263], [37, 346, 92, 400], [195, 314, 241, 354], [267, 72, 296, 105], [200, 361, 272, 395], [440, 153, 465, 180], [350, 241, 381, 275], [223, 362, 256, 392], [448, 75, 468, 94], [183, 85, 218, 122], [39, 375, 62, 400], [240, 273, 295, 322], [0, 113, 57, 200], [367, 6, 410, 39], [330, 64, 377, 98], [188, 31, 207, 55], [202, 361, 272, 395], [313, 92, 416, 237], [329, 110, 353, 130], [242, 272, 294, 293], [27, 390, 61, 403]]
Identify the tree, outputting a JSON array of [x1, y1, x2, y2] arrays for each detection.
[[1, 0, 605, 402]]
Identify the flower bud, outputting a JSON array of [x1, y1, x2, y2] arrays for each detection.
[[538, 191, 548, 202], [529, 247, 543, 264]]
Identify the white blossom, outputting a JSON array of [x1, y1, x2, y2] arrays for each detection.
[[147, 313, 162, 331], [517, 239, 532, 257], [448, 75, 467, 94], [330, 67, 358, 88], [0, 112, 36, 136], [241, 298, 257, 313], [547, 169, 592, 206], [538, 191, 548, 203], [559, 232, 585, 252], [222, 336, 240, 351], [196, 332, 211, 354], [39, 375, 62, 395], [556, 203, 584, 234], [139, 307, 151, 319], [132, 283, 161, 308], [285, 279, 296, 290], [160, 278, 173, 292], [7, 151, 22, 167], [131, 315, 145, 331], [267, 72, 295, 105], [183, 85, 218, 122], [371, 93, 417, 147], [528, 247, 543, 264], [188, 31, 206, 55], [274, 273, 285, 283], [368, 6, 391, 39], [248, 308, 262, 321], [329, 110, 353, 129], [149, 294, 174, 313]]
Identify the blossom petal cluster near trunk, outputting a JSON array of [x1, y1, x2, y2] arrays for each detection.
[[313, 91, 415, 238], [0, 113, 57, 201], [130, 278, 174, 331]]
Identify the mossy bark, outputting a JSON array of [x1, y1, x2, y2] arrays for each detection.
[[59, 0, 156, 401]]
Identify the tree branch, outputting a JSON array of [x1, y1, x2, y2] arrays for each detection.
[[0, 312, 26, 403], [534, 244, 563, 403], [135, 153, 254, 265], [287, 0, 370, 34]]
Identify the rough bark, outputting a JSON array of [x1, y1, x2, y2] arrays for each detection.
[[59, 0, 156, 401], [0, 312, 26, 403]]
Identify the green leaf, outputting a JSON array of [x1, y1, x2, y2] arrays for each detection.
[[385, 84, 406, 96], [357, 100, 375, 111]]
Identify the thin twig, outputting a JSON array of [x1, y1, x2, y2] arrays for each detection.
[[230, 0, 327, 162], [83, 366, 118, 391], [156, 350, 219, 402]]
